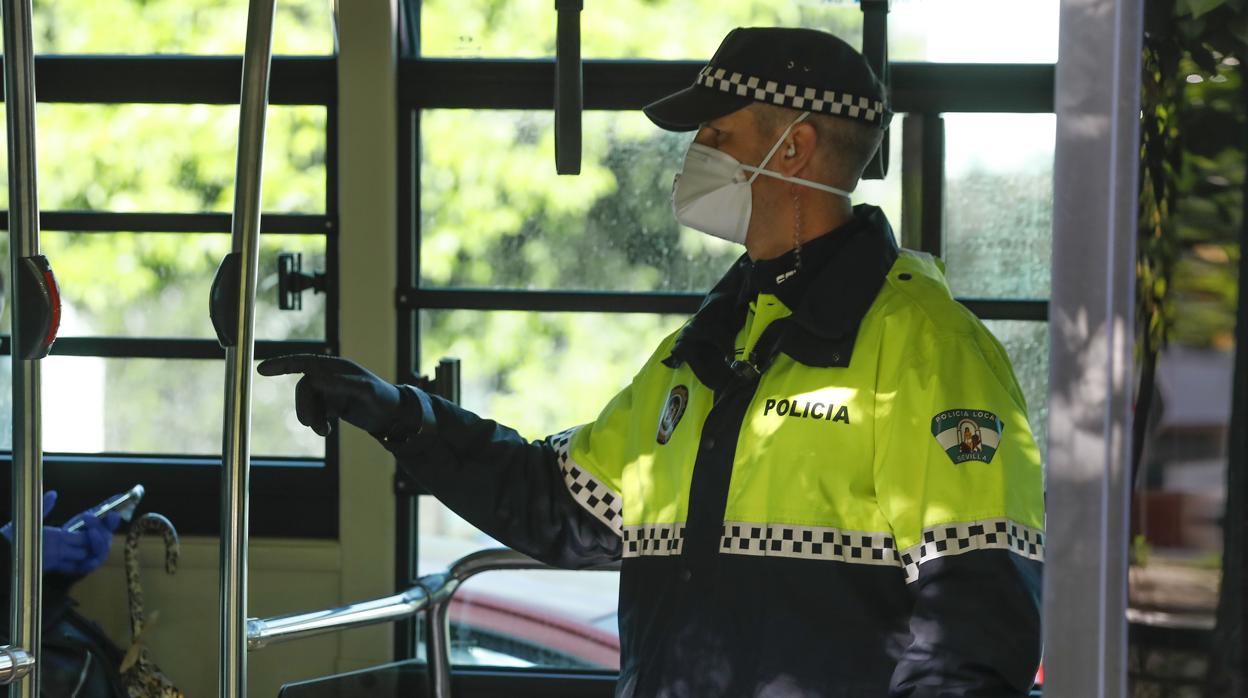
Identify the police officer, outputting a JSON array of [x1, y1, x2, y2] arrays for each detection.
[[262, 27, 1044, 698]]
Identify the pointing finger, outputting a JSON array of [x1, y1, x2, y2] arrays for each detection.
[[257, 354, 324, 377]]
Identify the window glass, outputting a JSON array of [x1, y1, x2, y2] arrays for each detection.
[[419, 0, 1058, 63], [31, 0, 335, 55], [1127, 53, 1242, 694], [419, 310, 687, 439], [0, 358, 321, 456], [420, 110, 900, 293], [0, 105, 326, 213], [943, 114, 1055, 299], [982, 320, 1048, 465], [1128, 361, 1233, 691], [416, 504, 621, 670], [0, 235, 325, 340]]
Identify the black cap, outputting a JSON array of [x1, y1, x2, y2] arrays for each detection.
[[643, 27, 891, 132]]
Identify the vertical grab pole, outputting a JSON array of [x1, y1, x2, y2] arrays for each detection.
[[3, 0, 61, 692], [212, 1, 276, 696]]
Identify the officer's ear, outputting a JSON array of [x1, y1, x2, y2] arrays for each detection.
[[776, 121, 817, 178]]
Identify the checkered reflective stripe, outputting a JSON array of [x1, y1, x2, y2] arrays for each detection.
[[549, 427, 623, 538], [695, 66, 888, 126], [719, 521, 901, 568], [900, 518, 1045, 584], [622, 523, 686, 558]]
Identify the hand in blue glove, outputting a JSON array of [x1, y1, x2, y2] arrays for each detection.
[[1, 491, 121, 576]]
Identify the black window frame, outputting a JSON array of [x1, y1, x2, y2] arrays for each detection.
[[395, 1, 1056, 665], [0, 54, 341, 539]]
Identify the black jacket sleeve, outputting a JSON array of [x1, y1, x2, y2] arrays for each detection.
[[889, 551, 1042, 697], [382, 387, 622, 569]]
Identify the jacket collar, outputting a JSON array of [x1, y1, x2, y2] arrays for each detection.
[[665, 204, 899, 390]]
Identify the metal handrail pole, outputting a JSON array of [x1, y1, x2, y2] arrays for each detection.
[[426, 549, 620, 698], [447, 547, 620, 580], [0, 648, 34, 686], [420, 555, 524, 698], [3, 0, 44, 692], [218, 1, 276, 697], [246, 587, 431, 651], [240, 548, 620, 696], [420, 573, 459, 698]]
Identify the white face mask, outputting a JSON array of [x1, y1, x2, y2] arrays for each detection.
[[671, 111, 853, 245]]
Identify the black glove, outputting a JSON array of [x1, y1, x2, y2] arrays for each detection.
[[257, 354, 403, 437]]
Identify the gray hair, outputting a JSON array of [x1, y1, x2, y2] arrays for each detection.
[[750, 103, 885, 190]]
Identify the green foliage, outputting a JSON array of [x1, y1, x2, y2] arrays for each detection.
[[29, 0, 334, 54], [1139, 11, 1243, 352], [1133, 533, 1153, 567], [0, 2, 332, 455], [419, 0, 864, 60], [418, 110, 740, 437], [0, 0, 1058, 460], [1136, 3, 1244, 693]]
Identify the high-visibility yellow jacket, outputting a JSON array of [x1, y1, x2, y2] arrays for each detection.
[[390, 205, 1045, 698]]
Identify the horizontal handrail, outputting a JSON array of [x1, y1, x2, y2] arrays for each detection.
[[246, 548, 620, 652], [449, 547, 616, 580], [0, 646, 34, 685], [247, 586, 429, 650]]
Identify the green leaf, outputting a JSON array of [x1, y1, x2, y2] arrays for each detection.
[[1185, 0, 1228, 18], [1230, 16, 1248, 44], [1179, 16, 1209, 40]]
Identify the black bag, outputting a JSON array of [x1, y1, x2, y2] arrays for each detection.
[[32, 595, 128, 698]]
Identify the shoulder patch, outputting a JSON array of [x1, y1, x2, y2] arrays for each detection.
[[657, 385, 689, 445], [932, 409, 1004, 464]]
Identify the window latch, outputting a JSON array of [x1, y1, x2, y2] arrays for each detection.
[[277, 252, 327, 311], [412, 357, 462, 404]]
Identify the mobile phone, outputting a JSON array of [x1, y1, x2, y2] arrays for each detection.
[[64, 484, 145, 532]]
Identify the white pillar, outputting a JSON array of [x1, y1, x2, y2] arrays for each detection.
[[1043, 0, 1142, 694], [335, 0, 399, 673]]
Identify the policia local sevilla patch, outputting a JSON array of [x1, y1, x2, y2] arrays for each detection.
[[657, 385, 689, 445], [931, 409, 1004, 464]]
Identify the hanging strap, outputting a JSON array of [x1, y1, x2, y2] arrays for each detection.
[[554, 0, 584, 174], [861, 0, 891, 180]]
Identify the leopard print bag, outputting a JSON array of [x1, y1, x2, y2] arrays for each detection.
[[120, 513, 185, 698]]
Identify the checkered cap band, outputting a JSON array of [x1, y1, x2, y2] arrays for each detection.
[[622, 523, 686, 558], [549, 427, 623, 538], [696, 66, 887, 126], [899, 518, 1046, 584], [719, 521, 902, 568]]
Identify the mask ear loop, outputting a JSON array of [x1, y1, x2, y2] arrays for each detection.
[[750, 111, 813, 268], [742, 111, 854, 199], [745, 111, 811, 185]]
